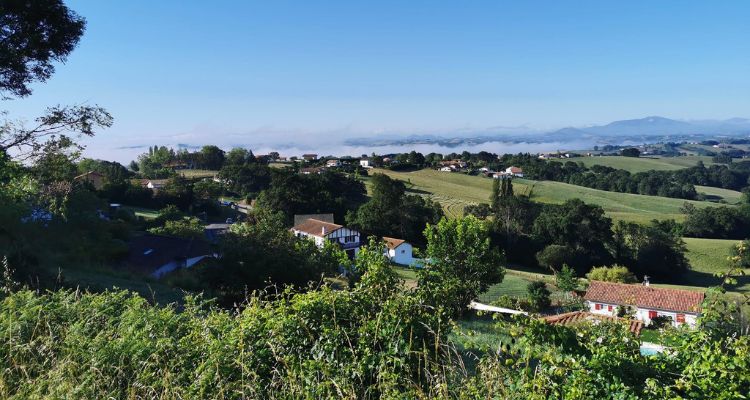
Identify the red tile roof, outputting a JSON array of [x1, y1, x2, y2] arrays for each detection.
[[291, 218, 342, 237], [382, 236, 406, 250], [584, 281, 704, 314], [542, 311, 643, 335]]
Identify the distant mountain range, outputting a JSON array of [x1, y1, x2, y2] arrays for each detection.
[[345, 116, 750, 147]]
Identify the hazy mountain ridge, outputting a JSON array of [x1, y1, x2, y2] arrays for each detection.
[[346, 116, 750, 147]]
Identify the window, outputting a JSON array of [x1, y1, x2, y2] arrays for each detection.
[[595, 303, 602, 310], [648, 310, 658, 319], [607, 305, 613, 312], [401, 250, 405, 254], [676, 314, 685, 323]]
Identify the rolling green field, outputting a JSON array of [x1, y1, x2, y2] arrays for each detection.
[[675, 238, 750, 292], [371, 168, 730, 223], [696, 185, 743, 204], [573, 156, 711, 173]]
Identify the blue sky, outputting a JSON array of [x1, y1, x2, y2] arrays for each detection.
[[4, 1, 750, 158]]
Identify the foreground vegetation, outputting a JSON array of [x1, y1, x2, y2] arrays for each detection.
[[2, 254, 748, 399]]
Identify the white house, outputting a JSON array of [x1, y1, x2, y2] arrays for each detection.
[[382, 237, 414, 265], [439, 166, 453, 172], [291, 218, 361, 258], [326, 159, 341, 167], [583, 281, 704, 328], [504, 166, 524, 177], [359, 158, 371, 168]]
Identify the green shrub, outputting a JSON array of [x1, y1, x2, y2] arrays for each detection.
[[586, 265, 638, 283]]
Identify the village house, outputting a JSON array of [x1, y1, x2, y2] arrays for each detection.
[[326, 159, 341, 167], [504, 166, 524, 177], [302, 153, 318, 161], [359, 157, 372, 168], [495, 166, 523, 178], [73, 171, 106, 190], [300, 167, 325, 175], [583, 281, 704, 327], [382, 237, 414, 266], [439, 159, 468, 170], [290, 216, 361, 258], [543, 311, 644, 335], [125, 234, 216, 278], [136, 179, 169, 193], [204, 223, 232, 243]]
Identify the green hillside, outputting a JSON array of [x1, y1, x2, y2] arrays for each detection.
[[573, 155, 714, 173], [370, 168, 731, 223], [696, 185, 743, 204]]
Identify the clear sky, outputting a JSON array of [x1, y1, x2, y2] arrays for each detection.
[[4, 1, 750, 158]]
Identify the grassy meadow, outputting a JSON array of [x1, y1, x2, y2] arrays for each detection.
[[370, 168, 731, 223], [573, 155, 711, 172], [696, 185, 743, 204]]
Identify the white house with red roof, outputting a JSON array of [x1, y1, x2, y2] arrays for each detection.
[[290, 217, 361, 258], [382, 236, 414, 265], [583, 281, 704, 327]]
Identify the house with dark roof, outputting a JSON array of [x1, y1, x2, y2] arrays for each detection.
[[583, 281, 705, 327], [542, 311, 644, 335], [204, 223, 232, 243], [74, 171, 106, 190], [290, 217, 361, 258], [382, 236, 414, 266], [125, 234, 216, 278]]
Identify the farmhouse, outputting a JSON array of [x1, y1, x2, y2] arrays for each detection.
[[291, 217, 361, 258], [326, 159, 341, 167], [302, 153, 318, 161], [382, 236, 414, 266], [584, 281, 704, 327], [74, 171, 106, 190], [359, 157, 371, 168]]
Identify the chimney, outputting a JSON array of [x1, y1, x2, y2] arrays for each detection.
[[322, 226, 327, 236], [643, 275, 650, 287]]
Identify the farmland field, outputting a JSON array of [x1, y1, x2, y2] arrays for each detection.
[[370, 168, 731, 223]]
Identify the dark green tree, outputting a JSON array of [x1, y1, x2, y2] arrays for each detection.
[[347, 173, 442, 244], [526, 281, 551, 312], [0, 0, 85, 98]]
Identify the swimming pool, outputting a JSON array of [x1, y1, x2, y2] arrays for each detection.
[[640, 342, 665, 356]]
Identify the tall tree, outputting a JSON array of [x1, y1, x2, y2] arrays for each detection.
[[0, 0, 85, 98]]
